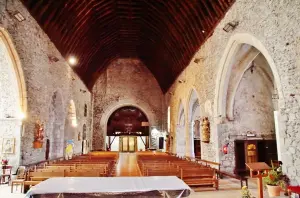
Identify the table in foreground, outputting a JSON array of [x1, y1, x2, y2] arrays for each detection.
[[25, 176, 191, 198]]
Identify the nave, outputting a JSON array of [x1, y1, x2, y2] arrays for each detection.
[[0, 0, 300, 197], [0, 152, 287, 198]]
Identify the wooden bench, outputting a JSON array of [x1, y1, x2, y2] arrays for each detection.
[[218, 171, 248, 188], [181, 168, 218, 190]]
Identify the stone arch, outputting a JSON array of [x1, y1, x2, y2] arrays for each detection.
[[176, 101, 185, 157], [167, 106, 171, 132], [214, 33, 284, 121], [82, 124, 87, 140], [96, 99, 155, 150], [214, 33, 283, 171], [47, 90, 65, 159], [84, 104, 87, 117], [0, 27, 27, 116], [187, 89, 201, 157], [0, 27, 27, 169], [64, 100, 78, 141]]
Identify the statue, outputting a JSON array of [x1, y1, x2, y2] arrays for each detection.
[[193, 120, 201, 139], [65, 140, 74, 160], [33, 120, 44, 148], [201, 117, 210, 143]]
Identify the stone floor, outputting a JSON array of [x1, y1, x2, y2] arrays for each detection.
[[0, 153, 289, 197]]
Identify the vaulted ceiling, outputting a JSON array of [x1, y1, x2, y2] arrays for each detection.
[[22, 0, 235, 92]]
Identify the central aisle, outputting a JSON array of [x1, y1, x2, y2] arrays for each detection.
[[115, 153, 141, 176]]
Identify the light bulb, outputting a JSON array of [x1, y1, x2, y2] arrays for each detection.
[[18, 112, 26, 120], [68, 56, 77, 65]]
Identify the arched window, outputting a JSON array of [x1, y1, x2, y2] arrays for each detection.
[[167, 106, 171, 132], [83, 124, 87, 140], [84, 104, 87, 117]]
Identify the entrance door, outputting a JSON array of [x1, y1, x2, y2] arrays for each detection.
[[194, 139, 201, 158], [120, 136, 137, 152], [45, 139, 50, 160]]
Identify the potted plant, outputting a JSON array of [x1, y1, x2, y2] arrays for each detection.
[[263, 161, 290, 197], [1, 158, 9, 168], [263, 169, 282, 197]]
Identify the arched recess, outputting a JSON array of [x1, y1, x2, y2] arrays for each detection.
[[176, 101, 185, 157], [167, 106, 171, 132], [214, 33, 283, 173], [106, 106, 149, 152], [64, 100, 77, 141], [214, 33, 284, 120], [47, 90, 64, 159], [96, 99, 156, 150], [0, 28, 27, 169], [187, 89, 201, 158], [84, 104, 87, 117], [82, 124, 87, 140]]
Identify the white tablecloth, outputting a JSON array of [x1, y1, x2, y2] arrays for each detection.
[[25, 176, 191, 197]]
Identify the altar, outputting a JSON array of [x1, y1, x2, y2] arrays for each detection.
[[25, 176, 191, 197]]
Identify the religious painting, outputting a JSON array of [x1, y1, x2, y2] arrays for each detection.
[[193, 120, 201, 139], [2, 138, 15, 154]]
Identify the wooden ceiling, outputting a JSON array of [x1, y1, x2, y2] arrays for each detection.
[[22, 0, 234, 92]]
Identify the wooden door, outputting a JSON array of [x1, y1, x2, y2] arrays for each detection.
[[120, 136, 137, 152], [194, 139, 201, 158], [45, 139, 50, 160]]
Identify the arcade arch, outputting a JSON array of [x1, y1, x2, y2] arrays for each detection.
[[187, 89, 201, 158], [214, 33, 282, 173], [0, 28, 27, 168], [176, 101, 185, 157]]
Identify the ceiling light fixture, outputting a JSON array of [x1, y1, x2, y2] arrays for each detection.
[[13, 11, 25, 22], [5, 0, 26, 22], [48, 55, 59, 62], [223, 21, 239, 32], [68, 56, 77, 66]]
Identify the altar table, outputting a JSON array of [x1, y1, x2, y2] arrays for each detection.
[[25, 176, 191, 197]]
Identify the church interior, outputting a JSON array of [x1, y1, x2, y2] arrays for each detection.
[[0, 0, 299, 197]]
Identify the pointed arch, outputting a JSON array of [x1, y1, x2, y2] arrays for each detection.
[[214, 33, 284, 120], [187, 88, 201, 158], [0, 27, 27, 117], [214, 33, 284, 168], [0, 27, 27, 169], [176, 100, 185, 156], [47, 90, 65, 159]]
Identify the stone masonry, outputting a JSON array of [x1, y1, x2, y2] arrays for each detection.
[[0, 0, 93, 166], [92, 59, 164, 150], [166, 0, 300, 184]]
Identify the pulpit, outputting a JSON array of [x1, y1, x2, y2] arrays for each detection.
[[246, 162, 271, 198]]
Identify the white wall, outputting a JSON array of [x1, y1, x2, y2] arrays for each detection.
[[137, 136, 146, 151]]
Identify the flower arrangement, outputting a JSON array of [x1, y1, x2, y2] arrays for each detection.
[[263, 168, 281, 186], [241, 186, 252, 198], [1, 158, 9, 165], [263, 161, 290, 197]]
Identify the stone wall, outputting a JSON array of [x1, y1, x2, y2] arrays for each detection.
[[166, 0, 300, 184], [219, 58, 275, 172], [92, 59, 164, 150], [0, 0, 93, 166]]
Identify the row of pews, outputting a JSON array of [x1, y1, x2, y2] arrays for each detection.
[[20, 152, 118, 193], [137, 152, 219, 190]]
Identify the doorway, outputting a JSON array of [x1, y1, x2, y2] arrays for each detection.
[[45, 139, 50, 160], [120, 136, 137, 152]]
